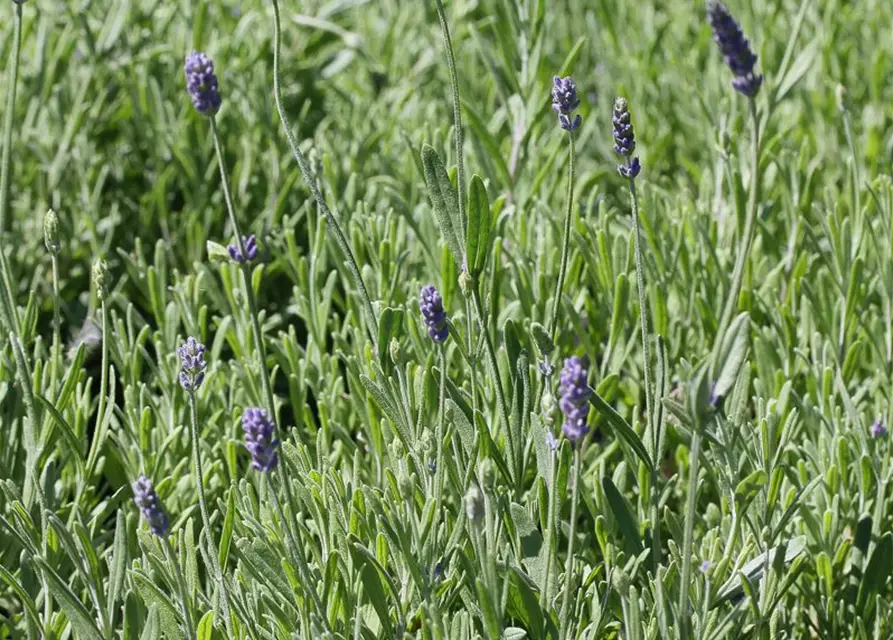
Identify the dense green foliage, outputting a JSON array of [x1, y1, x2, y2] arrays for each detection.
[[1, 0, 892, 638]]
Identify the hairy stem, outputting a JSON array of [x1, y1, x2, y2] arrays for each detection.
[[714, 98, 761, 365], [188, 392, 233, 636], [628, 172, 663, 611], [678, 428, 702, 638], [471, 286, 515, 484], [0, 3, 23, 335], [558, 446, 582, 638], [269, 0, 378, 347], [548, 133, 576, 344], [209, 118, 277, 420]]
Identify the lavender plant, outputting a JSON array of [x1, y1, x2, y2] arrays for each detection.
[[1, 1, 892, 639]]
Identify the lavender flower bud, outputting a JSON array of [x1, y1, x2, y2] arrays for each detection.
[[132, 475, 169, 537], [177, 336, 207, 391], [242, 408, 279, 472], [44, 209, 60, 255], [551, 75, 582, 132], [613, 97, 642, 180], [707, 1, 763, 97], [545, 431, 559, 452], [420, 285, 449, 343], [559, 356, 591, 444], [184, 52, 222, 115], [870, 419, 887, 439], [227, 234, 258, 264], [92, 259, 109, 301]]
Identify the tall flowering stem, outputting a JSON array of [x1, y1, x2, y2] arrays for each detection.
[[178, 338, 234, 636], [678, 425, 702, 638], [557, 357, 588, 636], [613, 97, 663, 587], [547, 76, 581, 345], [0, 0, 24, 338], [208, 117, 276, 418], [708, 2, 763, 364], [268, 1, 378, 347]]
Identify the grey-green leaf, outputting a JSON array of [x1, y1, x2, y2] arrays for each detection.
[[466, 174, 492, 277], [422, 144, 464, 268]]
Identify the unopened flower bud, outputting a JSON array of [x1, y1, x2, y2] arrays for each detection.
[[44, 209, 60, 254]]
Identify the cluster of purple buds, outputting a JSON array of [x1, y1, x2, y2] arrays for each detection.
[[228, 234, 258, 263], [871, 419, 887, 439], [707, 2, 762, 97], [558, 356, 591, 444], [551, 76, 582, 132], [177, 336, 207, 392], [185, 52, 222, 115], [132, 475, 169, 537], [613, 98, 641, 179], [242, 408, 280, 472], [420, 285, 449, 343]]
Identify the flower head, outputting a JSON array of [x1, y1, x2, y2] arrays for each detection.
[[871, 419, 887, 439], [551, 76, 582, 132], [242, 408, 279, 472], [228, 234, 258, 264], [559, 356, 591, 444], [420, 285, 449, 343], [178, 336, 207, 391], [92, 259, 110, 300], [545, 431, 559, 452], [184, 52, 222, 115], [707, 1, 762, 97], [132, 475, 169, 537], [613, 97, 642, 179]]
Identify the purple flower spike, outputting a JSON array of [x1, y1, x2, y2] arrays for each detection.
[[185, 52, 222, 115], [178, 336, 207, 392], [708, 2, 763, 97], [420, 285, 449, 343], [551, 76, 582, 132], [613, 98, 642, 180], [132, 475, 169, 537], [871, 419, 887, 439], [559, 357, 591, 444], [242, 408, 279, 472], [228, 234, 258, 263]]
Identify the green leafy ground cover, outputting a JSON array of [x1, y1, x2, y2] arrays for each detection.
[[0, 0, 892, 638]]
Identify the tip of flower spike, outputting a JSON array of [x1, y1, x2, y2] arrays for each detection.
[[185, 51, 222, 115], [420, 285, 449, 343]]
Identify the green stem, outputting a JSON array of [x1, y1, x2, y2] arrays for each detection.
[[50, 253, 61, 393], [713, 98, 761, 366], [548, 133, 576, 344], [269, 472, 332, 635], [470, 286, 515, 483], [188, 392, 233, 637], [269, 0, 378, 347], [209, 117, 277, 421], [558, 447, 582, 638], [0, 3, 23, 334], [434, 347, 447, 514], [84, 301, 109, 478], [678, 428, 702, 638], [628, 173, 663, 614], [433, 0, 466, 229], [164, 536, 196, 640]]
